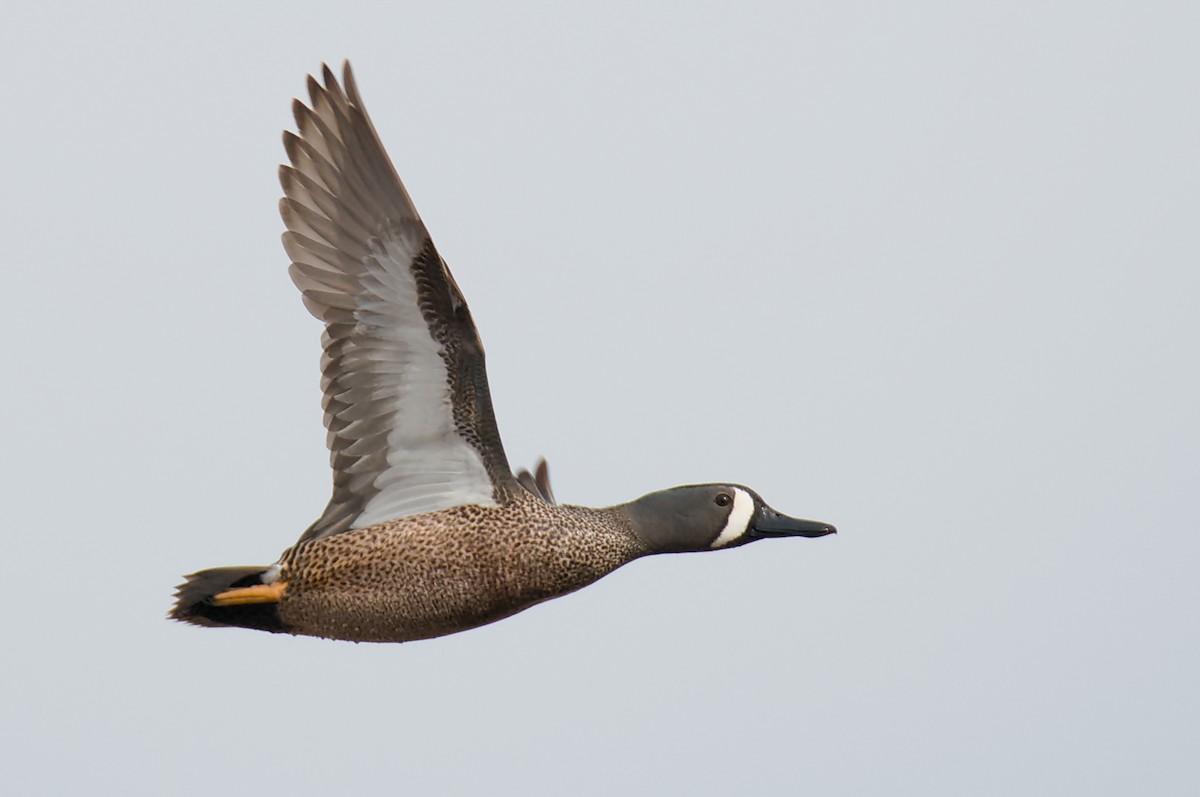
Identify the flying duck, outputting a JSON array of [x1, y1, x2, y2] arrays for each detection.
[[170, 62, 835, 643]]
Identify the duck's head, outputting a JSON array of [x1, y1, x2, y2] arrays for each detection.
[[625, 484, 835, 554]]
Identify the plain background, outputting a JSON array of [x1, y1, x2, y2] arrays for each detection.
[[3, 2, 1197, 794]]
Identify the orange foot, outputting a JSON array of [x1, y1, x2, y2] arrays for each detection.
[[211, 581, 288, 606]]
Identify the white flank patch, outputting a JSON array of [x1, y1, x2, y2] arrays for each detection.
[[711, 488, 755, 548]]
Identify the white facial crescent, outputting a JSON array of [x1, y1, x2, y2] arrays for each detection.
[[711, 488, 755, 548]]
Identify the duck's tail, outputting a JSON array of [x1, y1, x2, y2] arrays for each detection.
[[170, 565, 290, 633]]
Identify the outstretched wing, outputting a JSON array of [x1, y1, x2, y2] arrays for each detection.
[[280, 62, 517, 543]]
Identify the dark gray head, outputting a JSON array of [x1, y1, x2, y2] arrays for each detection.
[[624, 484, 835, 554]]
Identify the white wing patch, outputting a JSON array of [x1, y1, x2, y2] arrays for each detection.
[[343, 231, 497, 528], [710, 488, 755, 548]]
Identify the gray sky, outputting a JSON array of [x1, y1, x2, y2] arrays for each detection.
[[4, 2, 1198, 794]]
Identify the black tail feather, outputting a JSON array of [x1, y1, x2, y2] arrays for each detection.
[[170, 566, 290, 634]]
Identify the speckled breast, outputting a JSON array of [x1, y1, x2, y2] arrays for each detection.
[[275, 502, 643, 643]]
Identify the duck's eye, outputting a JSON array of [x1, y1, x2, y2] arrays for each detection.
[[714, 493, 732, 507]]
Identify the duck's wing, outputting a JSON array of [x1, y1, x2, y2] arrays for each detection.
[[281, 62, 518, 544], [516, 458, 556, 504]]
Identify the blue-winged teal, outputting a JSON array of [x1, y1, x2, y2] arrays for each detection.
[[171, 63, 835, 643]]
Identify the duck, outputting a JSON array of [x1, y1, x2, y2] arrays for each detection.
[[170, 62, 835, 644]]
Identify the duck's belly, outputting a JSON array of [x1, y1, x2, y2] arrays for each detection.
[[275, 518, 637, 643]]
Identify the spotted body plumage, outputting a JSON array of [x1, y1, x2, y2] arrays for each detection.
[[275, 497, 641, 642]]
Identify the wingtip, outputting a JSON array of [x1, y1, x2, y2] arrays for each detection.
[[306, 73, 323, 105], [291, 96, 309, 127], [516, 458, 556, 504], [343, 60, 361, 104], [321, 62, 337, 90], [281, 129, 301, 161]]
